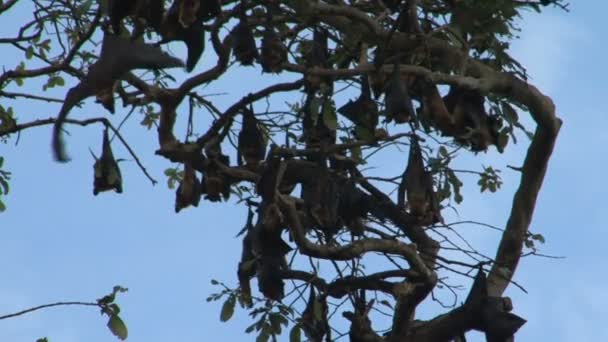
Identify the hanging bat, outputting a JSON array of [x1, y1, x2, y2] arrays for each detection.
[[251, 220, 291, 301], [369, 46, 388, 99], [338, 180, 373, 236], [52, 33, 184, 162], [464, 267, 526, 341], [177, 0, 221, 27], [384, 62, 415, 123], [109, 0, 164, 34], [260, 7, 286, 73], [231, 5, 258, 66], [175, 162, 202, 212], [92, 129, 122, 195], [337, 76, 378, 137], [398, 137, 431, 217], [304, 28, 332, 94], [416, 78, 454, 134], [443, 86, 503, 152], [160, 0, 206, 71], [237, 105, 266, 166], [301, 286, 330, 342], [202, 137, 231, 201], [237, 209, 256, 308]]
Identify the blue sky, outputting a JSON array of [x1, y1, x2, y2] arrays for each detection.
[[1, 2, 606, 341]]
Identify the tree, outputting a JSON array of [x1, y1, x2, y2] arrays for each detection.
[[0, 0, 567, 341]]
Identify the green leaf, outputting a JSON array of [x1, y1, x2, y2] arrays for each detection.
[[322, 99, 337, 131], [256, 329, 270, 342], [289, 324, 301, 342], [0, 200, 5, 212], [107, 314, 128, 340], [220, 295, 236, 322], [36, 338, 49, 342], [211, 279, 219, 285], [531, 233, 545, 244], [268, 313, 282, 334], [354, 125, 373, 141]]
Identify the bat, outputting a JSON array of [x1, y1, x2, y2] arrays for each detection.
[[92, 129, 122, 195], [160, 0, 206, 72], [175, 162, 202, 212], [338, 180, 373, 236], [384, 62, 415, 123], [443, 86, 504, 152], [416, 78, 454, 133], [178, 0, 221, 26], [230, 7, 258, 66], [337, 76, 379, 137], [302, 94, 336, 154], [301, 286, 330, 341], [251, 219, 291, 301], [52, 33, 184, 162], [237, 105, 266, 166], [260, 7, 286, 73], [304, 28, 332, 94], [201, 135, 231, 202], [464, 267, 526, 341], [398, 137, 431, 217], [237, 209, 256, 308], [109, 0, 164, 34]]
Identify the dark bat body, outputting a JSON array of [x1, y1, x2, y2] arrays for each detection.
[[443, 87, 503, 152], [175, 163, 202, 212], [231, 12, 258, 66], [93, 129, 122, 195], [301, 287, 330, 341], [304, 28, 332, 94], [260, 27, 286, 73], [160, 0, 207, 72], [385, 62, 415, 123], [53, 33, 184, 162], [109, 0, 164, 34], [237, 106, 266, 166], [337, 76, 378, 136], [399, 137, 429, 216]]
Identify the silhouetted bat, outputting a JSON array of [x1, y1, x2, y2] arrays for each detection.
[[304, 28, 332, 94], [160, 0, 207, 71], [92, 129, 122, 195], [301, 286, 330, 341], [338, 180, 373, 236], [237, 210, 256, 307], [250, 218, 291, 301], [202, 134, 231, 202], [464, 268, 526, 342], [302, 94, 336, 154], [109, 0, 164, 34], [384, 62, 415, 123], [443, 86, 503, 152], [178, 0, 221, 26], [237, 105, 266, 166], [416, 78, 453, 133], [337, 76, 378, 137], [260, 7, 286, 73], [399, 137, 430, 217], [231, 6, 258, 66], [52, 33, 184, 162], [175, 162, 202, 212]]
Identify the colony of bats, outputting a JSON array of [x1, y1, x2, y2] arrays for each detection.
[[49, 1, 521, 340]]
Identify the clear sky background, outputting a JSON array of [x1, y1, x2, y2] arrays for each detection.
[[0, 2, 606, 342]]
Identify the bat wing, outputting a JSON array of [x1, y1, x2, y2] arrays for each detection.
[[109, 0, 136, 34], [52, 83, 93, 162], [184, 24, 205, 72], [99, 33, 184, 74]]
